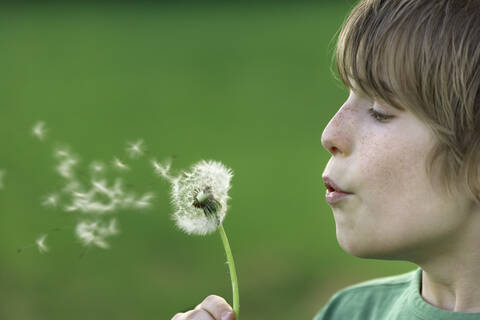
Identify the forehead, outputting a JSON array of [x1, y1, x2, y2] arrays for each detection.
[[346, 75, 407, 112]]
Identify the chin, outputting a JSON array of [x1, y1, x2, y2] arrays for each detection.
[[336, 231, 399, 260]]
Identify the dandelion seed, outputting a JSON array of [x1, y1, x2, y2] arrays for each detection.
[[134, 192, 154, 209], [42, 193, 59, 208], [89, 161, 105, 175], [159, 160, 233, 235], [63, 179, 81, 193], [152, 158, 174, 182], [65, 178, 151, 214], [65, 179, 121, 214], [32, 121, 47, 140], [36, 234, 49, 253], [112, 157, 129, 171], [55, 148, 70, 158], [0, 169, 5, 189], [54, 147, 79, 179], [126, 139, 145, 159], [75, 219, 119, 249]]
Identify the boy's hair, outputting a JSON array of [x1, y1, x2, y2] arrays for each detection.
[[333, 0, 480, 204]]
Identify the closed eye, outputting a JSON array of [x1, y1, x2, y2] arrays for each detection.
[[368, 108, 393, 122]]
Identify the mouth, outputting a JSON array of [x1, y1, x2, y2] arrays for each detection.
[[323, 176, 353, 205], [322, 176, 352, 194]]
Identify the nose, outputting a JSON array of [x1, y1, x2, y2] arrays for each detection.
[[321, 107, 353, 157]]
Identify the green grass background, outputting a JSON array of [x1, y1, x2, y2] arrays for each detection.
[[0, 2, 416, 319]]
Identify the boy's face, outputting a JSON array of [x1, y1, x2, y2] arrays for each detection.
[[321, 90, 473, 261]]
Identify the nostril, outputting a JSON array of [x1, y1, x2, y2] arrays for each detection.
[[329, 146, 339, 155]]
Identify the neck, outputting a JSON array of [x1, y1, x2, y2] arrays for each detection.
[[416, 207, 480, 313]]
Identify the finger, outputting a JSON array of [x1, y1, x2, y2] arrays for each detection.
[[198, 295, 235, 320], [182, 309, 215, 320], [171, 313, 183, 320]]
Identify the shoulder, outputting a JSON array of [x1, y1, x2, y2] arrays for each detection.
[[313, 269, 418, 320], [341, 269, 416, 292]]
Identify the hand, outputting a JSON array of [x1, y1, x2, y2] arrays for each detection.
[[171, 295, 236, 320]]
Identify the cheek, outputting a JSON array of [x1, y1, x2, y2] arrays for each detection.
[[358, 135, 421, 202], [343, 133, 440, 255]]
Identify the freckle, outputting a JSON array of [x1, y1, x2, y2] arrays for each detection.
[[332, 113, 344, 127]]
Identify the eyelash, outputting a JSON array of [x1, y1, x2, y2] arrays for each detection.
[[368, 108, 392, 122]]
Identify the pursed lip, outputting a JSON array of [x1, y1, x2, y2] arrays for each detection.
[[322, 176, 353, 194]]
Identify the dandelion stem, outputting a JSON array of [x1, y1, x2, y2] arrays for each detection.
[[218, 224, 239, 319]]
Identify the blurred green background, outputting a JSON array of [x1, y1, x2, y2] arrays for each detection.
[[0, 2, 416, 319]]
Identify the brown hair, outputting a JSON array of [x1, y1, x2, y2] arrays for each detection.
[[333, 0, 480, 203]]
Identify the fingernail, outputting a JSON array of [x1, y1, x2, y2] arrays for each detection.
[[221, 311, 235, 320]]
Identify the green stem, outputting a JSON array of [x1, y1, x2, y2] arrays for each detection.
[[218, 224, 240, 319]]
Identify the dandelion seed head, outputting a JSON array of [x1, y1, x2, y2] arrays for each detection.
[[167, 160, 233, 235], [32, 121, 47, 141], [36, 234, 49, 253], [126, 139, 145, 159]]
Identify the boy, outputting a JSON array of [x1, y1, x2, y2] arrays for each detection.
[[172, 0, 480, 319]]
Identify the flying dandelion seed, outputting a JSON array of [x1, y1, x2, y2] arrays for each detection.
[[64, 177, 154, 214], [39, 143, 154, 251], [75, 219, 119, 249], [36, 234, 49, 253], [32, 121, 47, 140], [89, 161, 106, 175], [133, 193, 154, 209], [42, 193, 59, 208], [152, 158, 174, 182], [54, 147, 79, 179], [126, 139, 145, 159], [112, 157, 129, 171], [0, 169, 5, 189], [65, 179, 121, 213], [63, 179, 81, 193]]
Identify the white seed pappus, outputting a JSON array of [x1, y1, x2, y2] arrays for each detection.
[[162, 160, 233, 235]]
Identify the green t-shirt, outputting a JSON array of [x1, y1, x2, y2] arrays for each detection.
[[314, 268, 480, 320]]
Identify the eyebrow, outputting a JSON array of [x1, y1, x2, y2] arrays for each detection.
[[350, 86, 406, 112]]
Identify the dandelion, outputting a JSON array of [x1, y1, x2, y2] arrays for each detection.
[[75, 219, 119, 249], [158, 159, 239, 318], [126, 139, 145, 159], [36, 234, 49, 253], [112, 157, 129, 171], [32, 121, 47, 140], [165, 160, 233, 235]]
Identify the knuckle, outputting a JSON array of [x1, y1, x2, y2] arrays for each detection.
[[184, 309, 203, 319], [204, 294, 226, 306], [171, 312, 183, 320]]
